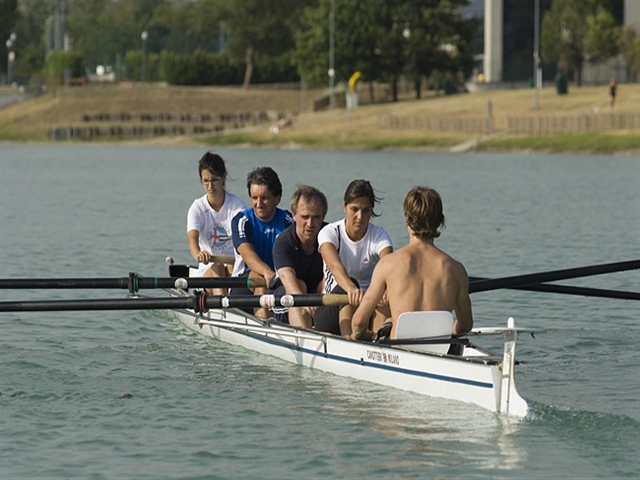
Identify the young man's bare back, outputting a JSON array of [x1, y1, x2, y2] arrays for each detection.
[[351, 187, 473, 340]]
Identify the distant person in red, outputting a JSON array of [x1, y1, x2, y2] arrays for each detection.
[[609, 77, 617, 109]]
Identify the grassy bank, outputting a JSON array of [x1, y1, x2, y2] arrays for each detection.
[[478, 131, 640, 154], [1, 82, 638, 154]]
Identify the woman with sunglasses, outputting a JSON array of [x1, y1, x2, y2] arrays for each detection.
[[187, 151, 246, 294]]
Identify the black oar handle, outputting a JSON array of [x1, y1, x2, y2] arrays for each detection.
[[468, 277, 640, 300], [469, 260, 640, 293], [0, 293, 348, 312], [0, 278, 131, 289], [0, 297, 199, 312], [0, 275, 267, 291]]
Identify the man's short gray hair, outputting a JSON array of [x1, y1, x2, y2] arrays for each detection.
[[290, 184, 328, 217]]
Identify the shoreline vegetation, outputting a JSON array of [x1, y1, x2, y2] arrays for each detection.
[[0, 83, 638, 155]]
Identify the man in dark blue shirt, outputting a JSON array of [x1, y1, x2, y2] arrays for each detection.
[[269, 185, 328, 328], [231, 167, 293, 318]]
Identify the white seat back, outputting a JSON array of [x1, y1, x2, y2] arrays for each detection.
[[395, 311, 454, 354]]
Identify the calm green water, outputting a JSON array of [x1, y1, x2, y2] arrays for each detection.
[[1, 145, 638, 479]]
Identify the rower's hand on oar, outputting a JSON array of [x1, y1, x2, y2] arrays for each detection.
[[196, 251, 211, 264], [262, 269, 276, 288], [347, 287, 365, 306]]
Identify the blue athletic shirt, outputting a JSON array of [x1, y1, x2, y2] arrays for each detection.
[[231, 207, 293, 275]]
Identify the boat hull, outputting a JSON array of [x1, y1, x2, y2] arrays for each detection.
[[170, 299, 530, 417]]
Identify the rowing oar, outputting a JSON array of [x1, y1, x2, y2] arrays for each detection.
[[165, 255, 235, 265], [0, 293, 348, 313], [0, 273, 266, 292], [469, 260, 640, 294], [468, 277, 640, 300]]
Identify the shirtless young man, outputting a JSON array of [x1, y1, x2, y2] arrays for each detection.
[[351, 186, 473, 341]]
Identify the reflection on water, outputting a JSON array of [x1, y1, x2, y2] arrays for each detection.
[[291, 364, 529, 473]]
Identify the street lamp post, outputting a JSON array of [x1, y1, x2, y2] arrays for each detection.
[[6, 33, 16, 86], [140, 31, 148, 83], [533, 0, 540, 109], [45, 16, 53, 58], [329, 0, 334, 110]]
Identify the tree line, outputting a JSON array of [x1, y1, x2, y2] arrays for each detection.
[[1, 0, 638, 96], [540, 0, 640, 85]]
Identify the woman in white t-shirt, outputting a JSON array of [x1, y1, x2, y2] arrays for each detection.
[[315, 180, 393, 337], [187, 151, 246, 294]]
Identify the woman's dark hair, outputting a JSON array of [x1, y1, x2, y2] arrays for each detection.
[[198, 151, 227, 187], [343, 179, 382, 217]]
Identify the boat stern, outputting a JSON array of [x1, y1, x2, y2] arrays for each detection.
[[497, 317, 529, 417]]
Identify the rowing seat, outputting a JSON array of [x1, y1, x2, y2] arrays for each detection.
[[168, 264, 192, 278], [395, 311, 454, 354]]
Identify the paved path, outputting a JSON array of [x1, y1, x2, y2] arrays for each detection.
[[0, 91, 37, 109], [449, 130, 508, 153]]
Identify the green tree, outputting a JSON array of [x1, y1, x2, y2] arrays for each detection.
[[375, 0, 411, 101], [1, 0, 19, 75], [6, 0, 53, 80], [293, 0, 332, 88], [294, 0, 475, 101], [188, 0, 228, 53], [401, 0, 475, 99], [67, 0, 166, 72], [541, 0, 614, 86], [217, 0, 314, 88], [585, 5, 619, 63], [14, 42, 44, 79], [619, 25, 640, 80], [145, 1, 221, 57], [296, 0, 405, 100]]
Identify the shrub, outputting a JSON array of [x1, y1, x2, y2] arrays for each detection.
[[125, 50, 161, 81], [160, 50, 243, 86], [252, 52, 299, 84], [46, 51, 83, 79]]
